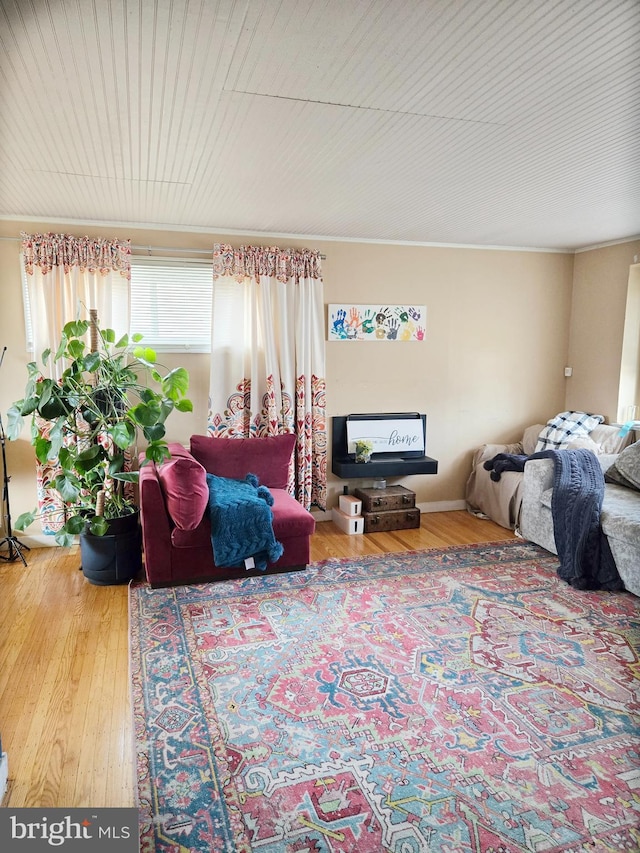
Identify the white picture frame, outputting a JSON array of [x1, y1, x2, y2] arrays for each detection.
[[346, 418, 425, 454], [328, 304, 426, 341]]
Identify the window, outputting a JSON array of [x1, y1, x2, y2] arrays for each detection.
[[130, 257, 213, 352], [21, 255, 214, 354]]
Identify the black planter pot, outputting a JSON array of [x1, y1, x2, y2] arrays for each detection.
[[79, 511, 142, 585]]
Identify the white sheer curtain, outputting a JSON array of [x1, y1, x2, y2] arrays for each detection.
[[208, 243, 327, 511], [21, 232, 131, 531], [22, 232, 130, 377]]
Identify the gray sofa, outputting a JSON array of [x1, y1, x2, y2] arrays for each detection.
[[520, 450, 640, 597], [466, 422, 631, 530]]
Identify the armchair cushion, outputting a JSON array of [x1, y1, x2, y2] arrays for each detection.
[[156, 443, 209, 530], [190, 433, 296, 490], [605, 440, 640, 491]]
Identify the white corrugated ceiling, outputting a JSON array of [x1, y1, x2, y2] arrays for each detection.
[[0, 0, 638, 250]]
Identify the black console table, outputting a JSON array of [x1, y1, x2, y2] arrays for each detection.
[[331, 414, 438, 479]]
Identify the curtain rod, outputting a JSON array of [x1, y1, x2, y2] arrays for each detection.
[[132, 244, 326, 259], [0, 235, 326, 259]]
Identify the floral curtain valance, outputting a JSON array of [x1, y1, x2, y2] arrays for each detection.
[[212, 243, 322, 284], [21, 231, 131, 279]]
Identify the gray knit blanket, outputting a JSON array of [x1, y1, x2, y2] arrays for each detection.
[[206, 473, 284, 570], [485, 448, 623, 591]]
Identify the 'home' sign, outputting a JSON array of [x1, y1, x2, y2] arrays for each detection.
[[346, 417, 425, 455]]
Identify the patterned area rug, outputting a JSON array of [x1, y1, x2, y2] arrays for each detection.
[[129, 541, 640, 852]]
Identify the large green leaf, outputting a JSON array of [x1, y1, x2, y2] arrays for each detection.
[[162, 367, 190, 400], [14, 509, 37, 531], [83, 351, 101, 372], [37, 379, 54, 409], [39, 396, 68, 421], [159, 399, 174, 423], [65, 515, 86, 534], [19, 396, 39, 416], [6, 404, 25, 440], [63, 319, 89, 339], [74, 445, 104, 472], [109, 421, 136, 449], [139, 388, 157, 404], [34, 435, 52, 465], [133, 345, 157, 365], [129, 400, 162, 426], [54, 335, 68, 361], [89, 516, 109, 536], [112, 471, 140, 483], [58, 446, 72, 470], [142, 424, 166, 442], [108, 453, 125, 475], [37, 381, 67, 420], [145, 442, 172, 464], [54, 473, 81, 503], [47, 418, 66, 458], [67, 339, 85, 360], [54, 529, 77, 547]]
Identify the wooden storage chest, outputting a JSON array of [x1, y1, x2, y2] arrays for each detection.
[[363, 507, 420, 532], [354, 485, 416, 512], [353, 486, 419, 533]]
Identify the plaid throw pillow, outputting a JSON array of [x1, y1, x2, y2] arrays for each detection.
[[535, 411, 604, 452]]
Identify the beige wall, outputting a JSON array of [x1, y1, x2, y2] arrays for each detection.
[[322, 241, 574, 512], [6, 216, 628, 544], [567, 240, 640, 422]]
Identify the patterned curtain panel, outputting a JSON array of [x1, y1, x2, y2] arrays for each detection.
[[208, 243, 327, 511], [21, 232, 131, 532]]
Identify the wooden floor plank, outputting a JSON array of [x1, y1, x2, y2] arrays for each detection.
[[0, 510, 514, 807]]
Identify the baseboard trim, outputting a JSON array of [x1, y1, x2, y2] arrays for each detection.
[[13, 533, 59, 549]]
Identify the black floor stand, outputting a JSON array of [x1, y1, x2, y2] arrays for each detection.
[[0, 532, 30, 566], [0, 346, 29, 566]]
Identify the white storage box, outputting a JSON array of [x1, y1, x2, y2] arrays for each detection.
[[332, 507, 364, 535], [339, 494, 363, 516]]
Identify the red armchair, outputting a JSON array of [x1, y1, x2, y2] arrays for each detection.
[[139, 434, 316, 587]]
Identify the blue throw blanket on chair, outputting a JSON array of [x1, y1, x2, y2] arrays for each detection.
[[206, 473, 284, 570]]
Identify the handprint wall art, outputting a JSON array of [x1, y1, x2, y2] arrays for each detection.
[[328, 304, 426, 341]]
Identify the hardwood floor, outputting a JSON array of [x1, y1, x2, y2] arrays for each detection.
[[0, 510, 514, 808]]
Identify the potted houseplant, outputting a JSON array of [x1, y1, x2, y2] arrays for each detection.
[[6, 311, 192, 583], [355, 438, 373, 463]]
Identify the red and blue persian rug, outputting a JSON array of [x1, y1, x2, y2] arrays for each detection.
[[129, 540, 640, 852]]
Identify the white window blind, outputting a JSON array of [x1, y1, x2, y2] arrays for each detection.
[[130, 257, 213, 352]]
